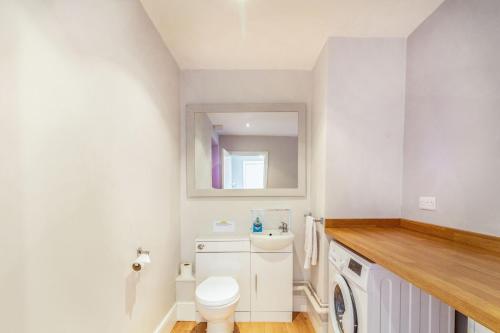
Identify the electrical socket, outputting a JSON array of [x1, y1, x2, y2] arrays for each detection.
[[419, 196, 436, 211]]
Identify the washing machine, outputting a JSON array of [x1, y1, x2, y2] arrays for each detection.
[[328, 240, 454, 333]]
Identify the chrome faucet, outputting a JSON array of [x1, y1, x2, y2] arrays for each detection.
[[279, 221, 289, 233]]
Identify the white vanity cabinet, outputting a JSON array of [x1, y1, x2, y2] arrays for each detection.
[[250, 251, 293, 322]]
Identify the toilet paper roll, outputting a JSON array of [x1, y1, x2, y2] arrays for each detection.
[[180, 262, 193, 279], [132, 253, 151, 272]]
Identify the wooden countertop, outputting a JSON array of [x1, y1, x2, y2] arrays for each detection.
[[325, 219, 500, 332]]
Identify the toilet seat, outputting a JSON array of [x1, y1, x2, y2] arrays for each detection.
[[196, 277, 240, 307]]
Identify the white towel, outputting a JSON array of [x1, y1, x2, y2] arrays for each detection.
[[304, 216, 318, 269]]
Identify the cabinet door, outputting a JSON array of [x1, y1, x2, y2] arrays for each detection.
[[251, 252, 292, 312]]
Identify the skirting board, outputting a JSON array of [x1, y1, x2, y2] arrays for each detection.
[[307, 306, 328, 333], [196, 311, 291, 323], [153, 303, 177, 333], [177, 302, 196, 321], [293, 294, 308, 312], [293, 284, 328, 333], [251, 311, 292, 322]]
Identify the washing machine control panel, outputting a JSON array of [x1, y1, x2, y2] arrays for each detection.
[[348, 259, 363, 276], [329, 240, 376, 291]]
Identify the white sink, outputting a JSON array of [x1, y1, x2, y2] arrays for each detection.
[[250, 230, 295, 251]]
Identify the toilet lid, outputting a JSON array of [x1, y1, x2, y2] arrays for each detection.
[[196, 276, 240, 307]]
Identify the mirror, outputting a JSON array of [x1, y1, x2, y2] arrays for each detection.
[[187, 103, 306, 197]]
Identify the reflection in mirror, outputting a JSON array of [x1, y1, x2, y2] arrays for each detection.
[[194, 112, 299, 190], [222, 150, 268, 189]]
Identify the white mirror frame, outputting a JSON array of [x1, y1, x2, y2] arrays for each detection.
[[186, 103, 306, 197]]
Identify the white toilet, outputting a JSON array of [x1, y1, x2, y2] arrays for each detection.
[[195, 276, 240, 333], [195, 235, 250, 333]]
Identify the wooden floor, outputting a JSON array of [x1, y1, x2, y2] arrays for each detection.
[[171, 313, 315, 333]]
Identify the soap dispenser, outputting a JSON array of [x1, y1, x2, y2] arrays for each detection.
[[252, 216, 263, 233]]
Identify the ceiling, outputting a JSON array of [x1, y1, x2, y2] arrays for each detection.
[[206, 112, 298, 136], [140, 0, 445, 70]]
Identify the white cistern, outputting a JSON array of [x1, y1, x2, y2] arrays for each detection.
[[195, 235, 250, 333]]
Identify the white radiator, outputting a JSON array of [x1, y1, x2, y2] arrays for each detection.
[[400, 283, 455, 333]]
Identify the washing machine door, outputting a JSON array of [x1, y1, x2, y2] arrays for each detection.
[[329, 273, 358, 333]]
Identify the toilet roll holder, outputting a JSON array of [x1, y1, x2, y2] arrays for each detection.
[[136, 247, 150, 256], [132, 247, 151, 272]]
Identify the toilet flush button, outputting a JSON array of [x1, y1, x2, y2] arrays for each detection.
[[197, 243, 205, 250]]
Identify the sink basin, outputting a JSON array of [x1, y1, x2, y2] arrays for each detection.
[[250, 230, 295, 251]]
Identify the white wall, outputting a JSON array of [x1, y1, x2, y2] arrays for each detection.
[[0, 1, 180, 332], [310, 44, 329, 217], [181, 70, 312, 281], [0, 3, 25, 330], [404, 2, 500, 328], [309, 43, 330, 304], [324, 37, 406, 218], [309, 37, 407, 302], [403, 0, 500, 237]]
